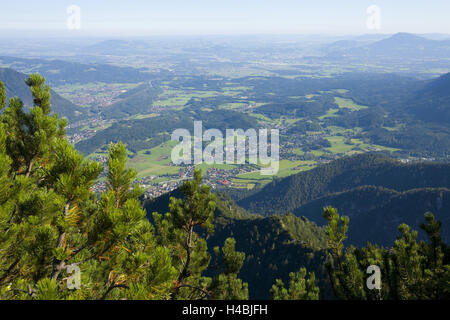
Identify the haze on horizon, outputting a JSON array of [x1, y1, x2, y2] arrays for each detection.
[[0, 0, 449, 37]]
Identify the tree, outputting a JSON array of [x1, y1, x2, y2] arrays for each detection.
[[2, 74, 66, 177], [210, 238, 249, 300], [322, 206, 361, 299], [322, 206, 450, 300], [153, 168, 216, 300], [0, 74, 74, 297], [270, 268, 319, 300], [0, 75, 175, 300], [81, 143, 176, 300]]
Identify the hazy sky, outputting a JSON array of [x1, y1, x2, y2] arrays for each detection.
[[0, 0, 449, 36]]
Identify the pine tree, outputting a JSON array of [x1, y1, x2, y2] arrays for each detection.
[[210, 238, 249, 300], [322, 207, 450, 300], [0, 75, 175, 300], [270, 268, 319, 300], [0, 74, 72, 297], [159, 168, 216, 299], [2, 74, 66, 177], [79, 143, 175, 300]]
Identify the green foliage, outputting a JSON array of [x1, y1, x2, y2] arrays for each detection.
[[35, 278, 60, 300], [145, 188, 327, 299], [105, 142, 142, 207], [220, 238, 245, 275], [323, 206, 349, 263], [323, 207, 450, 300], [210, 238, 248, 300], [152, 169, 217, 299], [169, 169, 216, 234], [25, 74, 52, 115], [0, 74, 175, 300], [270, 268, 319, 300]]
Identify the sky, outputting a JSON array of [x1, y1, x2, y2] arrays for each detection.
[[0, 0, 449, 37]]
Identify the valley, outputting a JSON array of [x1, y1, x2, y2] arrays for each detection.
[[2, 34, 449, 200], [1, 31, 449, 300]]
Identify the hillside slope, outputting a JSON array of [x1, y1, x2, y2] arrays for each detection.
[[143, 191, 328, 299], [238, 153, 450, 216], [100, 82, 162, 119], [0, 67, 86, 121], [293, 186, 450, 246], [407, 72, 450, 124]]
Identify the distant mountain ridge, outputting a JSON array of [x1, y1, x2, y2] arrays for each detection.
[[326, 33, 450, 59]]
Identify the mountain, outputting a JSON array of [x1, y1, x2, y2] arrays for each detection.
[[100, 82, 162, 119], [238, 153, 450, 216], [143, 167, 450, 297], [320, 35, 391, 55], [207, 213, 328, 299], [143, 191, 329, 299], [407, 72, 450, 124], [235, 153, 450, 247], [0, 67, 86, 121], [293, 186, 450, 246], [327, 33, 450, 59]]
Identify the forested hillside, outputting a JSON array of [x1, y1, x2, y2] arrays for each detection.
[[408, 72, 450, 124], [144, 191, 328, 299], [238, 153, 450, 215], [101, 83, 163, 119], [293, 186, 450, 246], [76, 107, 258, 155]]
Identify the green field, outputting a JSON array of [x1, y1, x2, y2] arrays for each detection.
[[127, 141, 182, 178], [154, 88, 221, 108], [325, 136, 356, 154], [334, 97, 368, 111], [231, 160, 317, 189], [319, 108, 339, 119], [195, 163, 236, 172]]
